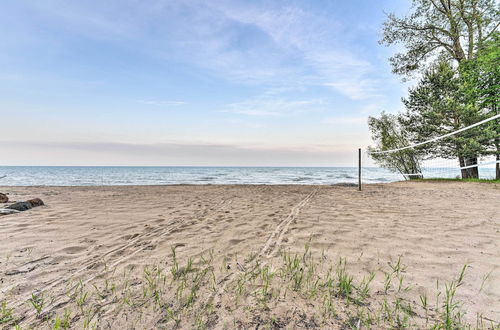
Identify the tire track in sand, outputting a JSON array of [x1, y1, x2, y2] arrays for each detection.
[[258, 188, 317, 259], [210, 187, 318, 327], [11, 198, 234, 327]]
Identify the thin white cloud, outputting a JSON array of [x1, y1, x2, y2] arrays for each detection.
[[225, 97, 325, 116], [323, 81, 376, 101], [206, 1, 381, 98], [26, 1, 386, 100]]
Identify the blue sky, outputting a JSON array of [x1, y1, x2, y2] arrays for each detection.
[[0, 0, 410, 166]]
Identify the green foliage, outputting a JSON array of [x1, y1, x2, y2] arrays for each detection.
[[369, 56, 498, 179], [380, 0, 499, 77], [397, 39, 499, 178], [461, 32, 500, 178], [461, 33, 500, 115], [375, 1, 499, 179], [400, 62, 487, 160], [368, 112, 424, 179]]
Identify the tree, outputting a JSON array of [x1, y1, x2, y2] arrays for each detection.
[[380, 0, 498, 178], [368, 112, 424, 179], [460, 32, 500, 178], [399, 61, 491, 178], [381, 0, 499, 78]]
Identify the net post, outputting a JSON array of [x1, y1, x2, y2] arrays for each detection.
[[358, 148, 362, 191]]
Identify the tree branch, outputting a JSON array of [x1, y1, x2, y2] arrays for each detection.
[[483, 21, 500, 41], [430, 0, 448, 15], [390, 16, 453, 39]]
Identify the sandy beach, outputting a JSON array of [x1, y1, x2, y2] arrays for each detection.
[[0, 181, 499, 329]]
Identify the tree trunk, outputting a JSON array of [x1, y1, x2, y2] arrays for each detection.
[[459, 156, 466, 178], [468, 157, 479, 178], [408, 175, 423, 180], [459, 156, 479, 179], [496, 128, 499, 180]]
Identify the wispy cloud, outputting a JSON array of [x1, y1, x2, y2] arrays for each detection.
[[26, 1, 385, 99], [205, 1, 381, 98], [225, 97, 324, 116], [0, 0, 405, 166], [323, 79, 382, 100]]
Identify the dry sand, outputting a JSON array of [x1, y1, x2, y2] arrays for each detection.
[[0, 182, 499, 329]]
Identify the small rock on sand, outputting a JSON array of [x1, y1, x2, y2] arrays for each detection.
[[6, 201, 33, 211], [28, 198, 45, 207], [0, 193, 8, 203], [2, 198, 45, 213]]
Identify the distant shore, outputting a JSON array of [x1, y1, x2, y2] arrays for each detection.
[[0, 182, 498, 328]]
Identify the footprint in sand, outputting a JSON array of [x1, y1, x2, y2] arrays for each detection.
[[228, 239, 244, 245], [173, 243, 186, 249], [59, 246, 86, 255]]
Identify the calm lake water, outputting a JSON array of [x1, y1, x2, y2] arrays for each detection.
[[0, 166, 495, 186]]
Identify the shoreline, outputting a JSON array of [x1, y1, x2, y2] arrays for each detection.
[[1, 182, 365, 188]]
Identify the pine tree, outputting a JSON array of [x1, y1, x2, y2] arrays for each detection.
[[399, 62, 491, 178], [378, 0, 499, 178]]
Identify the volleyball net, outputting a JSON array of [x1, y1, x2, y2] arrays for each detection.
[[363, 114, 500, 182]]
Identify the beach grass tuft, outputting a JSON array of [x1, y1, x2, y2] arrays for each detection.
[[2, 245, 497, 329]]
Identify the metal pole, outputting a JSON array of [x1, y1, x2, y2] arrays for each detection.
[[358, 148, 361, 191]]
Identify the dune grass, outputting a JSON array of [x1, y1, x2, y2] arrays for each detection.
[[1, 244, 498, 329]]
